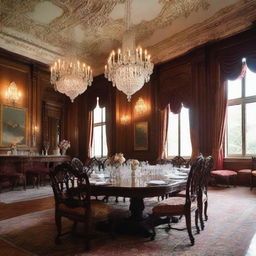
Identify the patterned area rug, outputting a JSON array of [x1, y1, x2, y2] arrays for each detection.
[[0, 187, 255, 256], [0, 186, 53, 203]]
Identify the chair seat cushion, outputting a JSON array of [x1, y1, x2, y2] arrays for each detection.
[[211, 170, 237, 177], [153, 197, 197, 215], [177, 190, 207, 202], [238, 169, 251, 174], [59, 200, 112, 218], [252, 170, 256, 176]]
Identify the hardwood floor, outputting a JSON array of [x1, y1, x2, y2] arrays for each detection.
[[0, 187, 255, 256], [0, 197, 54, 221]]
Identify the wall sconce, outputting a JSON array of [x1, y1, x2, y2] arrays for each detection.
[[120, 115, 130, 125], [5, 82, 21, 104], [134, 97, 147, 114]]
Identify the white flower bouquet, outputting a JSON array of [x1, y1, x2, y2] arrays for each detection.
[[131, 159, 140, 171], [59, 139, 71, 150], [107, 153, 126, 167]]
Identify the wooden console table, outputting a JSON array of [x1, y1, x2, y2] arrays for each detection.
[[0, 155, 71, 189]]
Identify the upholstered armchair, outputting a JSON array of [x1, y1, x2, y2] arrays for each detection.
[[151, 156, 204, 245], [49, 162, 112, 251]]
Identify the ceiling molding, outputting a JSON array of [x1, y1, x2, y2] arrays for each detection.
[[0, 0, 255, 76]]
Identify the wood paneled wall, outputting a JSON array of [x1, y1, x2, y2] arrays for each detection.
[[1, 27, 255, 170], [0, 48, 66, 154], [75, 28, 256, 168]]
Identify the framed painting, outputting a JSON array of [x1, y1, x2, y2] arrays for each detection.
[[134, 121, 148, 151], [1, 105, 27, 146]]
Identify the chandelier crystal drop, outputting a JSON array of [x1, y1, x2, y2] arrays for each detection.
[[104, 0, 154, 102], [50, 57, 93, 102]]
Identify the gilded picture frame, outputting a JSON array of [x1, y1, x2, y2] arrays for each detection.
[[0, 105, 27, 146], [134, 121, 148, 151]]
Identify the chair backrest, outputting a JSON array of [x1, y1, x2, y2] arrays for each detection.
[[49, 162, 91, 208], [88, 157, 105, 172], [71, 158, 84, 173], [172, 156, 187, 167], [252, 157, 256, 170], [201, 156, 213, 193], [185, 155, 204, 205]]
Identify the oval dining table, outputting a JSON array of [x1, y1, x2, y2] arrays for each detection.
[[89, 172, 187, 222]]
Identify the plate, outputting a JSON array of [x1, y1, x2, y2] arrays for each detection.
[[148, 180, 167, 185], [167, 174, 187, 180]]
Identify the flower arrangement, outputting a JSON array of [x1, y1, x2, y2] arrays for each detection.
[[131, 159, 140, 171], [10, 143, 17, 155], [59, 139, 71, 150], [107, 153, 125, 167], [10, 142, 17, 150]]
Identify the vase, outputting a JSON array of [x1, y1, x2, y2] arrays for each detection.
[[61, 149, 67, 155]]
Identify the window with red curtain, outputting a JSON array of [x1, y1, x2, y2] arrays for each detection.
[[92, 98, 108, 157], [225, 59, 256, 157], [167, 106, 192, 158]]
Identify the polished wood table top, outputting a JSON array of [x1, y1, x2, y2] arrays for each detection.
[[90, 172, 187, 198]]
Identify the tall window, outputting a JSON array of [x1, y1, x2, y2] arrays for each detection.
[[92, 98, 108, 157], [167, 106, 192, 157], [226, 60, 256, 157]]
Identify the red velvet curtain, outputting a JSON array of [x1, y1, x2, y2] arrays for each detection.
[[189, 107, 200, 160], [212, 70, 227, 169], [213, 51, 256, 169], [158, 105, 170, 159]]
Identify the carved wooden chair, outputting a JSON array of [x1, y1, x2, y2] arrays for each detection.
[[251, 157, 256, 190], [87, 157, 107, 173], [151, 155, 204, 245], [25, 162, 50, 188], [71, 157, 93, 177], [49, 162, 112, 251], [171, 156, 187, 168], [0, 165, 26, 191], [197, 156, 213, 230]]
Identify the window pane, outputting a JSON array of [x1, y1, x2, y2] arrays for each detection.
[[102, 107, 106, 122], [227, 105, 242, 155], [102, 125, 108, 156], [228, 78, 242, 100], [245, 67, 256, 97], [93, 126, 102, 157], [167, 112, 178, 156], [180, 108, 192, 156], [246, 102, 256, 154], [93, 105, 101, 123]]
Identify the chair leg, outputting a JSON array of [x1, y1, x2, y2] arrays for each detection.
[[84, 217, 91, 251], [55, 213, 62, 244], [195, 209, 200, 234], [23, 175, 26, 190], [198, 198, 204, 230], [204, 200, 208, 221], [185, 212, 194, 246], [234, 175, 237, 187]]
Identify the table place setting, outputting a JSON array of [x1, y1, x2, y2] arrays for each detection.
[[147, 180, 168, 186], [89, 172, 110, 185]]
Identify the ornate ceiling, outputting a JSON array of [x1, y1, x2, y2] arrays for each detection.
[[1, 0, 256, 75]]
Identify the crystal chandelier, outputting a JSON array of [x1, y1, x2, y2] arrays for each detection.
[[50, 57, 93, 102], [104, 0, 154, 102]]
